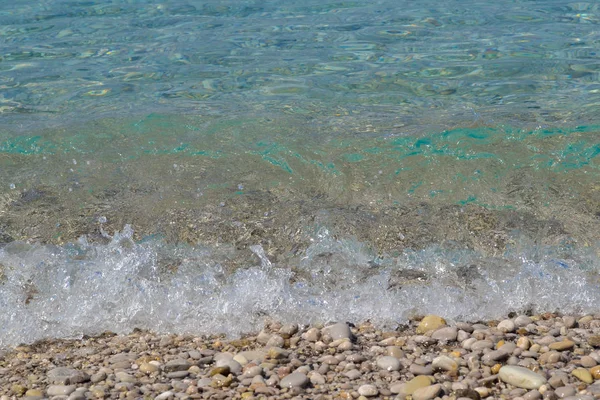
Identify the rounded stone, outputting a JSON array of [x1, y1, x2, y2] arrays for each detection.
[[47, 385, 76, 396], [499, 365, 547, 389], [498, 319, 516, 333], [377, 356, 401, 371], [579, 356, 597, 368], [386, 346, 404, 359], [155, 391, 173, 400], [139, 362, 160, 374], [323, 322, 352, 340], [47, 367, 90, 385], [416, 315, 446, 334], [266, 334, 285, 348], [432, 326, 458, 342], [572, 367, 593, 384], [549, 340, 575, 351], [279, 372, 308, 389], [302, 328, 320, 342], [432, 355, 458, 372], [554, 386, 576, 398], [390, 375, 433, 395], [163, 359, 191, 372], [515, 316, 533, 327], [279, 323, 298, 338], [412, 384, 442, 400], [309, 371, 326, 385], [358, 384, 379, 397]]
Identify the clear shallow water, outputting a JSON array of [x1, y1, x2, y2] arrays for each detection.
[[0, 0, 599, 346]]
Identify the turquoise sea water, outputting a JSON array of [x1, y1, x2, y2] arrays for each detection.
[[0, 0, 599, 346]]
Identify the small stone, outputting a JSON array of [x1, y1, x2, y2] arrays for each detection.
[[554, 386, 576, 398], [115, 371, 136, 383], [310, 372, 326, 385], [432, 355, 458, 372], [499, 365, 547, 389], [549, 340, 575, 351], [241, 365, 263, 379], [523, 390, 542, 400], [432, 326, 458, 342], [257, 330, 272, 344], [358, 384, 378, 397], [108, 353, 136, 364], [498, 319, 516, 332], [303, 328, 320, 342], [579, 356, 597, 368], [517, 337, 531, 350], [267, 347, 288, 359], [472, 339, 495, 351], [47, 368, 90, 385], [210, 366, 230, 376], [155, 391, 173, 400], [410, 364, 434, 375], [24, 389, 43, 397], [390, 375, 433, 395], [591, 365, 600, 379], [266, 334, 285, 348], [482, 349, 511, 366], [572, 367, 593, 384], [386, 346, 404, 359], [454, 388, 482, 400], [515, 316, 533, 327], [279, 323, 298, 338], [342, 369, 360, 380], [563, 316, 576, 328], [416, 315, 446, 334], [589, 336, 600, 347], [139, 362, 160, 374], [90, 371, 106, 383], [163, 359, 191, 372], [238, 350, 266, 363], [377, 356, 401, 371], [323, 322, 353, 340], [166, 370, 189, 379], [279, 372, 308, 388], [412, 384, 442, 400], [47, 385, 76, 396]]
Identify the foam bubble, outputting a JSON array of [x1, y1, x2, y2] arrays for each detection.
[[0, 225, 598, 347]]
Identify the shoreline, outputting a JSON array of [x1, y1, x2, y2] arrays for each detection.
[[2, 313, 600, 399]]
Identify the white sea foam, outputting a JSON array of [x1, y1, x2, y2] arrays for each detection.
[[0, 225, 598, 347]]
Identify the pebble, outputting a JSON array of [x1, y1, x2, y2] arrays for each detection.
[[549, 340, 575, 351], [390, 375, 433, 395], [432, 355, 458, 371], [155, 390, 173, 400], [310, 371, 326, 385], [417, 315, 446, 334], [358, 384, 378, 397], [323, 322, 353, 340], [554, 386, 576, 398], [572, 367, 593, 383], [377, 355, 401, 371], [279, 372, 308, 388], [139, 362, 160, 374], [498, 319, 516, 332], [46, 385, 76, 396], [432, 326, 458, 342], [412, 384, 442, 400], [163, 359, 190, 372], [302, 327, 320, 342], [499, 365, 547, 389], [47, 368, 89, 385]]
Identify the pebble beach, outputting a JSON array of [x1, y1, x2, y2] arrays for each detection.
[[3, 314, 600, 400]]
